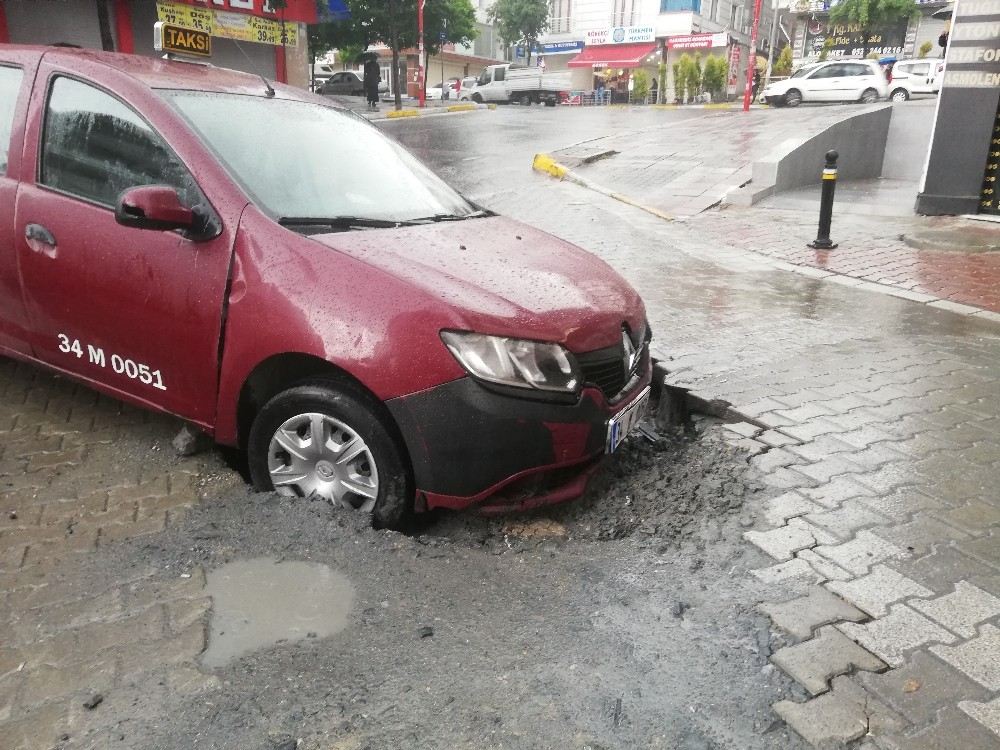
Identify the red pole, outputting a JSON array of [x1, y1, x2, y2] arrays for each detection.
[[418, 0, 426, 107], [743, 0, 763, 111], [0, 1, 9, 45], [113, 0, 134, 54]]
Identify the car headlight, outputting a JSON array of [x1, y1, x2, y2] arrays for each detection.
[[440, 331, 581, 393]]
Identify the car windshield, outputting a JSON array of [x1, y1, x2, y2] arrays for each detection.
[[790, 65, 817, 79], [161, 91, 476, 224]]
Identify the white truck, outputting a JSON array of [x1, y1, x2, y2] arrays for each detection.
[[467, 63, 571, 106]]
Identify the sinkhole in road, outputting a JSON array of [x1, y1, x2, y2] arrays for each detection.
[[201, 557, 355, 668]]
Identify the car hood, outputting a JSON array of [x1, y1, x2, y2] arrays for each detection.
[[308, 216, 645, 353]]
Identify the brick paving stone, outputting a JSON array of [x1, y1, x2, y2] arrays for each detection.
[[793, 455, 869, 485], [911, 582, 1000, 639], [750, 446, 803, 474], [803, 475, 877, 510], [758, 429, 799, 448], [873, 517, 972, 556], [759, 585, 867, 640], [939, 502, 1000, 535], [959, 534, 1000, 569], [829, 565, 935, 618], [786, 434, 861, 463], [744, 518, 839, 561], [858, 650, 991, 728], [752, 557, 824, 585], [838, 604, 958, 668], [774, 675, 906, 747], [884, 706, 1000, 750], [763, 491, 825, 527], [806, 500, 893, 540], [960, 696, 1000, 740], [798, 548, 856, 582], [815, 530, 909, 576], [857, 489, 948, 521], [771, 625, 887, 696], [723, 421, 761, 438], [930, 623, 1000, 690]]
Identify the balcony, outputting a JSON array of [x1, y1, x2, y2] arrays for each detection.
[[548, 15, 573, 33]]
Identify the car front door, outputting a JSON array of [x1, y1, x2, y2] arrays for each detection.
[[0, 52, 38, 356], [908, 62, 932, 93], [803, 64, 845, 101], [14, 72, 236, 427]]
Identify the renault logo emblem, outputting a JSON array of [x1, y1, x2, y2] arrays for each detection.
[[622, 329, 637, 373]]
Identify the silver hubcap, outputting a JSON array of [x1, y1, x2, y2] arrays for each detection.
[[892, 91, 906, 101], [267, 412, 379, 511]]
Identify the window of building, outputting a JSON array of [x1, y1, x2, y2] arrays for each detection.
[[0, 67, 24, 175], [40, 77, 196, 208], [661, 0, 702, 12]]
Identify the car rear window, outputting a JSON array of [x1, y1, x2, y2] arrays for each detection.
[[0, 66, 24, 175]]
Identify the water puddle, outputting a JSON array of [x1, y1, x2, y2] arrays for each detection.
[[202, 557, 354, 668]]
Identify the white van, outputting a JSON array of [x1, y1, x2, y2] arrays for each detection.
[[888, 59, 945, 101]]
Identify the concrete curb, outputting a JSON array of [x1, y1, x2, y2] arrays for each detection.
[[371, 102, 494, 121], [531, 152, 674, 221]]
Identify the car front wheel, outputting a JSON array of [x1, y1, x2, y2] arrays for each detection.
[[860, 88, 880, 104], [248, 379, 413, 530], [472, 92, 483, 104], [890, 88, 909, 102], [784, 89, 802, 107]]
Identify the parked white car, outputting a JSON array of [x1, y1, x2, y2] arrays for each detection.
[[888, 58, 945, 101], [763, 60, 888, 107], [458, 76, 479, 101]]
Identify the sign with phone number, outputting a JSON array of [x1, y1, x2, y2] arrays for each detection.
[[156, 2, 297, 46]]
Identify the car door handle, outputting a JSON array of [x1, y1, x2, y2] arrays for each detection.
[[25, 223, 58, 258]]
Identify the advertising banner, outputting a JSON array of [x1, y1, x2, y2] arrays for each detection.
[[667, 32, 729, 49], [803, 18, 907, 58], [157, 1, 298, 45], [585, 25, 656, 45]]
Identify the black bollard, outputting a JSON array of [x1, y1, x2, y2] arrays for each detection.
[[808, 150, 839, 250]]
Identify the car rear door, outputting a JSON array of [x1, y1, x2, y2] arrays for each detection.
[[0, 50, 40, 357], [13, 63, 240, 427], [908, 61, 933, 93]]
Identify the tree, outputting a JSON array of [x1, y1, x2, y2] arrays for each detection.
[[632, 69, 650, 103], [701, 54, 727, 101], [918, 40, 933, 58], [683, 52, 702, 101], [344, 0, 478, 109], [96, 0, 114, 51], [829, 0, 919, 56], [773, 45, 793, 77], [657, 61, 667, 104], [672, 61, 685, 103], [487, 0, 549, 67], [819, 37, 834, 61]]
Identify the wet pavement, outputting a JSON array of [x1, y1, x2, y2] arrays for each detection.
[[383, 106, 1000, 747]]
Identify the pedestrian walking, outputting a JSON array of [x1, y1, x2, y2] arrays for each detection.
[[363, 53, 381, 111], [752, 68, 761, 102]]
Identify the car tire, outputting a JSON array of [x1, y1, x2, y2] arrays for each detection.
[[890, 88, 909, 102], [544, 98, 556, 107], [247, 378, 413, 531], [472, 93, 483, 104], [784, 89, 802, 107], [860, 88, 880, 104], [519, 93, 531, 106]]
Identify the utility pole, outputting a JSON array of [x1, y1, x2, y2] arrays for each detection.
[[742, 0, 763, 111], [418, 0, 426, 107], [763, 0, 781, 90]]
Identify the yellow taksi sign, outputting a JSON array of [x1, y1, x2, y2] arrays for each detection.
[[157, 23, 213, 57], [156, 2, 298, 46]]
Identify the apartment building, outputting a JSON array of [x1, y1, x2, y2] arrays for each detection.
[[536, 0, 778, 100]]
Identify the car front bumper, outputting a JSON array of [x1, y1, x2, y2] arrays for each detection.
[[386, 358, 653, 513]]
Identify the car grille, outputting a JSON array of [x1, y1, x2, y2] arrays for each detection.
[[577, 326, 649, 401]]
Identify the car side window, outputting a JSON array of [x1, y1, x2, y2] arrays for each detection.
[[494, 67, 506, 82], [0, 66, 24, 175], [844, 64, 870, 77], [40, 76, 197, 208], [810, 65, 840, 79], [912, 62, 930, 77]]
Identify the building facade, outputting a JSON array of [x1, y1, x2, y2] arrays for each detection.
[[535, 0, 779, 101], [0, 0, 315, 88]]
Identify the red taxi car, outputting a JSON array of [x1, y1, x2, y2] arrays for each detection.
[[0, 47, 652, 528]]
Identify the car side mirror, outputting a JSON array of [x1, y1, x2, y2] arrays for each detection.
[[115, 185, 196, 232]]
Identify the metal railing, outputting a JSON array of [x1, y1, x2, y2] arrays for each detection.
[[548, 15, 573, 33]]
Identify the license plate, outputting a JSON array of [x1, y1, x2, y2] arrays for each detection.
[[606, 386, 651, 453]]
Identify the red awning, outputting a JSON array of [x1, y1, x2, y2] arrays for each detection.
[[567, 42, 659, 69]]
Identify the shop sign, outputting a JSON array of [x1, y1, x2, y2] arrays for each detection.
[[585, 25, 656, 45], [667, 32, 728, 49], [726, 44, 741, 94], [542, 41, 584, 54], [155, 22, 212, 57], [804, 19, 907, 58], [943, 0, 1000, 88], [168, 0, 317, 23], [157, 1, 298, 45]]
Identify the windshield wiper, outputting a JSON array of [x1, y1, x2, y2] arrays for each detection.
[[411, 210, 492, 223], [279, 216, 411, 230]]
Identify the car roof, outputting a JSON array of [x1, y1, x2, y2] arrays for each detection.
[[0, 45, 294, 96]]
